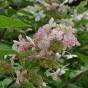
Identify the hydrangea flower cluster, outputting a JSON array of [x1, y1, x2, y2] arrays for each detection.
[[33, 18, 80, 49], [12, 18, 80, 57], [11, 18, 80, 87]]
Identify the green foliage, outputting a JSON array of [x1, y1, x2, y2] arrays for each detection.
[[0, 78, 13, 88], [0, 0, 88, 88], [0, 49, 17, 56], [0, 43, 11, 50], [76, 0, 88, 13], [0, 16, 30, 28], [67, 84, 82, 88], [22, 82, 35, 88]]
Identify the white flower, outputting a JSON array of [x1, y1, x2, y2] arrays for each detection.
[[71, 10, 88, 22], [26, 36, 35, 46], [60, 19, 74, 27], [42, 17, 56, 29], [65, 54, 77, 59], [35, 0, 49, 8], [61, 0, 76, 5], [23, 6, 37, 13], [46, 68, 66, 80], [45, 67, 68, 80], [59, 5, 70, 13], [49, 18, 57, 27], [73, 14, 83, 21], [50, 68, 66, 80], [82, 10, 88, 20], [35, 10, 46, 21], [42, 82, 47, 87], [56, 53, 61, 58]]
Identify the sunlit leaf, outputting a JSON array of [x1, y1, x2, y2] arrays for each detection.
[[0, 15, 30, 28], [0, 49, 17, 56]]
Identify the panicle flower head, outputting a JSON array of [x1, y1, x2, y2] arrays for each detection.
[[54, 24, 80, 48], [34, 18, 80, 50], [12, 18, 80, 57]]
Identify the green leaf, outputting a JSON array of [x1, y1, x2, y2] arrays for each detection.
[[2, 78, 12, 87], [18, 10, 34, 17], [54, 79, 62, 88], [0, 43, 11, 50], [67, 84, 82, 88], [0, 15, 30, 28], [76, 0, 87, 13], [77, 20, 88, 27], [80, 19, 88, 24], [0, 49, 17, 56], [22, 82, 35, 88], [76, 52, 88, 66]]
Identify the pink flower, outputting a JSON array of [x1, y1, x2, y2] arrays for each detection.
[[12, 34, 35, 52], [16, 70, 27, 84], [48, 29, 63, 40], [36, 49, 52, 57], [16, 72, 24, 84], [33, 27, 50, 49], [33, 27, 47, 40], [38, 40, 50, 49], [48, 25, 80, 49], [63, 33, 80, 48], [33, 22, 80, 50]]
